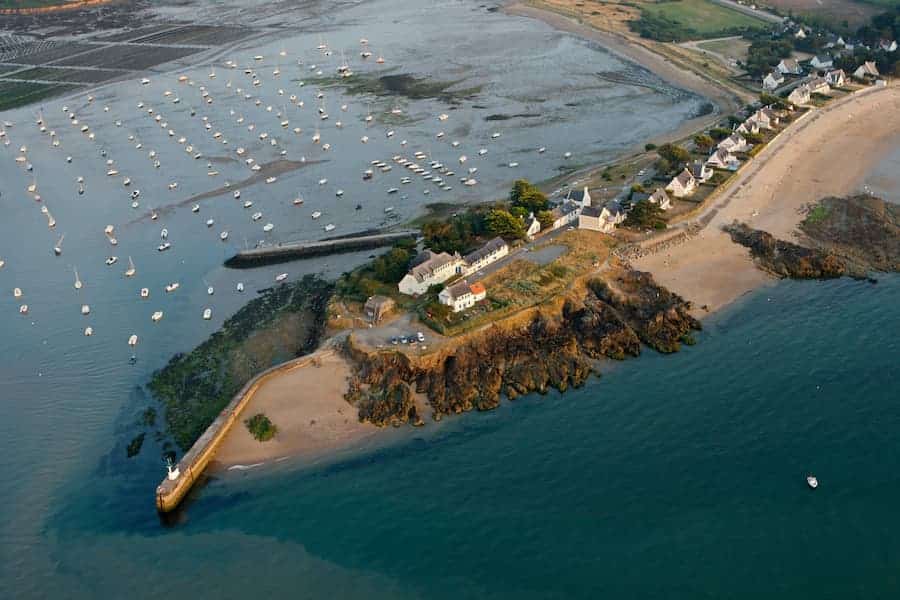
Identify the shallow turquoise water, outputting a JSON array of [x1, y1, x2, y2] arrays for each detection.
[[18, 274, 898, 599]]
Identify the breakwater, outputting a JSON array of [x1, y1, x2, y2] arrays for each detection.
[[155, 348, 335, 513], [224, 230, 419, 268]]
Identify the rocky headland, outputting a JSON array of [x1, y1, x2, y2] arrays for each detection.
[[343, 269, 701, 427]]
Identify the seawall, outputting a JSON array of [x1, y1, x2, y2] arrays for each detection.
[[155, 348, 335, 513], [224, 230, 419, 268]]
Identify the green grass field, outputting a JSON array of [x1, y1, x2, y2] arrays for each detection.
[[0, 80, 69, 111], [638, 0, 768, 41]]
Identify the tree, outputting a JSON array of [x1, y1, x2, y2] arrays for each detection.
[[509, 179, 548, 213], [536, 210, 555, 231], [693, 134, 715, 152], [485, 209, 525, 239], [657, 143, 690, 166], [372, 246, 414, 283], [510, 205, 529, 220], [624, 201, 667, 230], [644, 142, 657, 151]]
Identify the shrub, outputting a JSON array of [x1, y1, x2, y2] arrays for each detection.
[[245, 413, 277, 442]]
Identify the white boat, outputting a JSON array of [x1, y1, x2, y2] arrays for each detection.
[[275, 273, 288, 282], [206, 219, 215, 228], [105, 257, 118, 266], [807, 476, 818, 489], [13, 287, 23, 299], [324, 223, 336, 232], [152, 311, 164, 322], [123, 177, 131, 186], [73, 268, 82, 290], [141, 78, 150, 85], [128, 334, 138, 347], [318, 178, 327, 186], [192, 204, 200, 213], [233, 190, 241, 199], [293, 196, 304, 205], [508, 162, 519, 168], [207, 286, 214, 296], [311, 211, 322, 219], [220, 231, 229, 241], [563, 151, 572, 159], [360, 136, 369, 144], [384, 206, 394, 213], [263, 223, 274, 233], [251, 212, 263, 222], [478, 148, 488, 156], [387, 187, 398, 194], [203, 308, 212, 320], [464, 178, 478, 186], [335, 189, 344, 197], [491, 132, 501, 139], [438, 113, 449, 121], [538, 147, 546, 154], [53, 234, 64, 256], [81, 304, 90, 316], [236, 282, 245, 292], [243, 201, 254, 208], [84, 327, 93, 337], [140, 288, 150, 299], [19, 305, 28, 315], [165, 283, 180, 293], [125, 257, 136, 277], [459, 155, 467, 164]]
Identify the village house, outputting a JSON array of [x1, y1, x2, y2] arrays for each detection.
[[880, 39, 897, 53], [461, 237, 508, 276], [807, 76, 831, 95], [794, 27, 807, 40], [777, 58, 803, 76], [690, 160, 714, 183], [763, 70, 785, 91], [825, 34, 846, 49], [364, 295, 395, 324], [525, 212, 541, 240], [853, 61, 880, 80], [736, 119, 759, 136], [787, 84, 811, 106], [809, 55, 833, 70], [717, 132, 748, 153], [549, 200, 581, 230], [825, 69, 846, 87], [565, 185, 592, 208], [760, 106, 782, 126], [648, 187, 672, 210], [438, 280, 486, 313], [706, 147, 740, 170], [398, 249, 464, 296], [666, 168, 698, 198], [579, 201, 626, 233]]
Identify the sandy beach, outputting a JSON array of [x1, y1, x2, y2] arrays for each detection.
[[634, 84, 900, 313], [212, 351, 380, 470]]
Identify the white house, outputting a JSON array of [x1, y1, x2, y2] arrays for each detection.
[[461, 237, 508, 276], [807, 76, 831, 95], [648, 188, 672, 210], [690, 161, 713, 183], [398, 250, 464, 296], [566, 186, 592, 208], [438, 280, 486, 313], [763, 70, 785, 91], [525, 212, 541, 240], [809, 55, 833, 70], [717, 132, 748, 153], [880, 39, 898, 53], [549, 200, 581, 230], [853, 61, 880, 80], [777, 58, 802, 76], [666, 169, 698, 198], [787, 84, 811, 106], [706, 148, 740, 170], [794, 27, 807, 40], [825, 69, 846, 87], [736, 119, 759, 136], [825, 35, 846, 49]]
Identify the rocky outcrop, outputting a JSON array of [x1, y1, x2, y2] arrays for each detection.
[[344, 269, 701, 426], [725, 194, 900, 280]]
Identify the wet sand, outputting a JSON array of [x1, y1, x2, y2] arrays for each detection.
[[634, 85, 900, 314], [212, 351, 378, 470]]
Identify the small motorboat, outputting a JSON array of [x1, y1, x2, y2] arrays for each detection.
[[207, 286, 214, 296], [262, 223, 274, 233], [807, 475, 818, 489], [158, 242, 171, 252], [128, 334, 138, 347], [20, 304, 28, 315], [324, 223, 335, 232], [81, 304, 91, 316], [152, 311, 164, 323], [105, 257, 118, 266], [538, 147, 546, 154], [293, 196, 303, 206], [243, 200, 253, 208], [311, 211, 322, 219], [13, 287, 23, 299], [203, 308, 212, 320], [192, 204, 200, 213], [206, 219, 215, 228], [165, 282, 180, 293], [140, 288, 150, 299], [275, 273, 288, 283], [236, 282, 245, 292], [220, 231, 229, 241], [84, 327, 93, 337]]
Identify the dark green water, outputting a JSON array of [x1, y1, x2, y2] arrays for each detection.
[[21, 274, 898, 598]]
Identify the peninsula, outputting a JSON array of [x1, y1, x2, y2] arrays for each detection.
[[151, 2, 900, 512]]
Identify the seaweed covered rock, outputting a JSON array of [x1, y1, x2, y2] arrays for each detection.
[[725, 222, 849, 279]]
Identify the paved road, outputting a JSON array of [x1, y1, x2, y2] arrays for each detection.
[[708, 0, 785, 24]]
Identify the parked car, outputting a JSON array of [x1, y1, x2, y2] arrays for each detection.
[[416, 332, 425, 342], [390, 336, 399, 345]]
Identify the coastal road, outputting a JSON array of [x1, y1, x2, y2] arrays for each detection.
[[707, 0, 785, 24]]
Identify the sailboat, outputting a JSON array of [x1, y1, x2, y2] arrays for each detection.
[[73, 267, 82, 290], [53, 234, 64, 256], [125, 257, 136, 278]]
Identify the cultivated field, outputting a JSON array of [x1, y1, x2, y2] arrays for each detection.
[[763, 0, 884, 26], [640, 0, 769, 38]]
